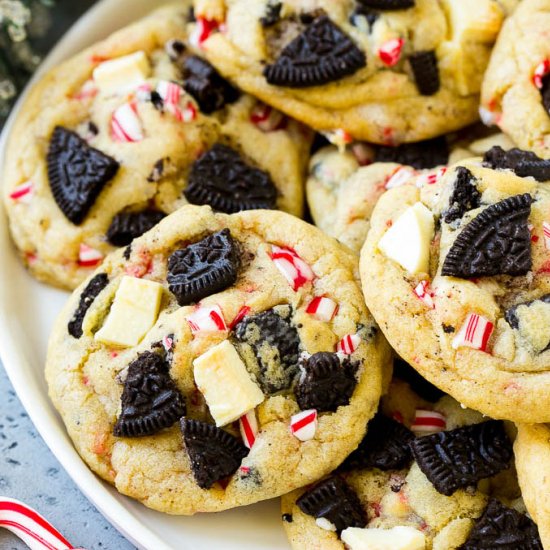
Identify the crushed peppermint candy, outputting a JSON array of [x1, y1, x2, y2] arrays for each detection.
[[111, 101, 143, 142], [385, 166, 417, 190], [190, 17, 220, 48], [290, 409, 318, 441], [270, 245, 314, 291], [533, 59, 550, 89], [416, 167, 447, 187], [452, 313, 494, 352], [250, 102, 286, 132], [378, 38, 404, 67], [306, 296, 338, 322], [543, 221, 550, 251], [336, 333, 361, 355], [239, 409, 258, 449], [229, 305, 251, 329], [411, 409, 446, 434], [9, 181, 33, 203], [186, 305, 228, 334], [162, 335, 173, 352], [78, 244, 103, 268], [413, 280, 435, 309], [156, 81, 197, 122]]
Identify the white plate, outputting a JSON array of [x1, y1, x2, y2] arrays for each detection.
[[0, 1, 288, 548]]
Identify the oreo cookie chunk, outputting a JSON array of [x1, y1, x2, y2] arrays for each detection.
[[409, 51, 440, 96], [505, 294, 550, 353], [442, 167, 481, 224], [106, 210, 166, 247], [374, 136, 449, 169], [296, 476, 366, 533], [442, 194, 533, 278], [260, 1, 282, 26], [233, 305, 301, 393], [47, 126, 119, 224], [184, 144, 277, 213], [167, 229, 240, 306], [182, 56, 239, 114], [341, 413, 414, 471], [483, 146, 550, 182], [357, 0, 415, 8], [180, 418, 248, 489], [541, 73, 550, 118], [349, 6, 379, 32], [410, 420, 512, 496], [295, 352, 358, 412], [67, 273, 109, 338], [114, 351, 186, 437], [459, 498, 543, 550], [264, 16, 366, 88]]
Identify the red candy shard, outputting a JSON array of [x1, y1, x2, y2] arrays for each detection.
[[378, 38, 404, 67]]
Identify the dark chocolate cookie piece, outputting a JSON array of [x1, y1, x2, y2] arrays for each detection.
[[182, 55, 239, 114], [541, 72, 550, 118], [233, 305, 300, 394], [505, 294, 550, 329], [264, 16, 366, 88], [443, 167, 481, 224], [295, 352, 358, 412], [374, 136, 449, 169], [349, 6, 379, 32], [180, 418, 248, 489], [67, 273, 109, 338], [357, 0, 415, 9], [260, 1, 282, 26], [296, 476, 366, 533], [341, 413, 414, 471], [184, 144, 277, 213], [441, 194, 533, 278], [47, 126, 119, 224], [393, 359, 445, 402], [167, 229, 240, 306], [114, 351, 186, 437], [483, 146, 550, 182], [410, 420, 512, 496], [459, 498, 543, 550], [409, 51, 440, 96], [106, 210, 166, 247]]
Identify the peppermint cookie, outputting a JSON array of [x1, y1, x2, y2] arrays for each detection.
[[308, 132, 515, 253], [515, 423, 550, 549], [192, 0, 514, 144], [2, 4, 311, 290], [45, 205, 390, 514], [360, 150, 550, 422], [282, 373, 541, 549], [481, 0, 550, 158]]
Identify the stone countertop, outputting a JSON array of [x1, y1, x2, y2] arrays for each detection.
[[0, 363, 136, 550]]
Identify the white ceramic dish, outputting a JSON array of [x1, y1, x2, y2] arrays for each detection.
[[0, 1, 288, 548]]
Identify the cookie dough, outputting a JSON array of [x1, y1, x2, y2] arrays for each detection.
[[481, 0, 550, 158], [45, 204, 390, 514], [360, 150, 550, 422], [193, 0, 516, 144], [2, 3, 311, 290]]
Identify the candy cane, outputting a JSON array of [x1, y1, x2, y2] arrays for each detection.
[[78, 244, 103, 268], [0, 498, 75, 550], [533, 59, 550, 89], [306, 296, 338, 322], [111, 102, 143, 142], [239, 409, 258, 449], [413, 280, 435, 309], [411, 409, 446, 434], [190, 17, 220, 49], [385, 166, 416, 190], [543, 221, 550, 251], [250, 102, 286, 132], [336, 333, 361, 355], [290, 409, 317, 441], [9, 181, 33, 204], [416, 167, 447, 188], [452, 313, 494, 352], [186, 305, 228, 334], [378, 38, 404, 66], [270, 245, 314, 291]]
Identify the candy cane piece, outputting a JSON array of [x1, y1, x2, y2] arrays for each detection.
[[416, 167, 447, 187], [533, 59, 550, 89], [306, 296, 338, 322], [78, 244, 103, 268], [190, 17, 220, 48], [0, 497, 74, 550], [229, 306, 251, 329], [111, 102, 143, 142], [290, 409, 318, 441], [270, 245, 314, 291], [239, 409, 258, 449], [452, 313, 494, 352], [543, 221, 550, 251], [413, 280, 435, 309], [250, 102, 286, 132], [9, 181, 33, 204], [411, 409, 446, 434], [336, 333, 361, 355], [385, 166, 416, 190], [186, 305, 228, 334], [378, 38, 404, 66]]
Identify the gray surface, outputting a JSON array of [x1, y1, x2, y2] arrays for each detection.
[[0, 362, 136, 550]]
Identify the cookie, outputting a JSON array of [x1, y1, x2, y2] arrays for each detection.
[[307, 131, 515, 253], [282, 376, 539, 549], [360, 155, 550, 422], [191, 0, 515, 144], [45, 205, 390, 514], [2, 4, 311, 290], [481, 0, 550, 158], [514, 423, 550, 549]]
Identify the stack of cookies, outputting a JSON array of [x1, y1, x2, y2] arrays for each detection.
[[3, 0, 550, 548]]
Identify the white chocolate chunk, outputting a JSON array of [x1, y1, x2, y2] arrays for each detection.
[[93, 51, 151, 94], [378, 202, 434, 274], [95, 276, 162, 347], [441, 0, 504, 43], [341, 526, 426, 550], [193, 340, 264, 427]]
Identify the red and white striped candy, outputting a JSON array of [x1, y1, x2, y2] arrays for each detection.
[[186, 305, 228, 334], [156, 80, 198, 122], [416, 167, 447, 187], [413, 280, 435, 309], [533, 59, 550, 89], [229, 305, 251, 329], [111, 101, 143, 142], [270, 245, 314, 291], [306, 296, 338, 322], [452, 313, 494, 352], [290, 409, 317, 441], [78, 244, 103, 268], [411, 409, 446, 434], [336, 333, 361, 355], [0, 497, 74, 550], [9, 181, 33, 204], [162, 335, 174, 352], [190, 17, 220, 48], [543, 221, 550, 251], [378, 38, 404, 67], [385, 166, 416, 190], [239, 409, 258, 449], [250, 102, 286, 132]]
